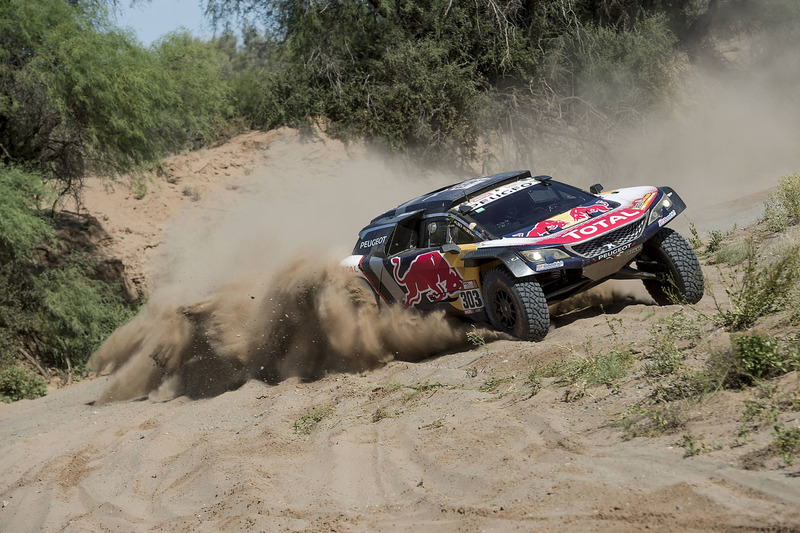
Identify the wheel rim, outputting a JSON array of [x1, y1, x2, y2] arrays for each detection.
[[493, 289, 518, 330]]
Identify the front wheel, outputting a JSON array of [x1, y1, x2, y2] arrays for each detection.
[[482, 267, 550, 341], [638, 227, 704, 305]]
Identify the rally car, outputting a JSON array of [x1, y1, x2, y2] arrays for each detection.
[[342, 170, 704, 341]]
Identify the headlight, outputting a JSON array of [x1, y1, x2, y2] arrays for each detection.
[[519, 248, 570, 263], [648, 197, 673, 225]]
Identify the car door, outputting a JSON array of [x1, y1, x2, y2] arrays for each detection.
[[380, 214, 465, 309]]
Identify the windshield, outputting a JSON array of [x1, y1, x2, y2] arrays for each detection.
[[468, 182, 595, 237]]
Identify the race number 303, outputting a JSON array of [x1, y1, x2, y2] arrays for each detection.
[[459, 289, 484, 313]]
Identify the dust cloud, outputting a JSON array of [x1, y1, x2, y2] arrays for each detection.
[[90, 133, 482, 403], [485, 16, 800, 234], [91, 259, 473, 403], [549, 280, 654, 317]]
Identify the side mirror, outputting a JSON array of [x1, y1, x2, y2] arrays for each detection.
[[590, 183, 603, 194], [440, 243, 460, 255]]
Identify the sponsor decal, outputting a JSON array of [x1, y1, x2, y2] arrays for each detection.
[[463, 179, 537, 209], [448, 177, 493, 190], [595, 242, 642, 261], [568, 200, 612, 220], [658, 209, 677, 227], [526, 219, 569, 237], [525, 201, 612, 238], [391, 251, 464, 306], [359, 235, 388, 249], [535, 260, 564, 272], [633, 192, 656, 210], [459, 289, 484, 313], [462, 280, 479, 290], [548, 210, 641, 244]]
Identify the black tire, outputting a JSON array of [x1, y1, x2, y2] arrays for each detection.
[[482, 267, 550, 341], [638, 227, 704, 305]]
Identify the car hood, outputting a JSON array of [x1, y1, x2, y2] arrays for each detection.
[[480, 186, 659, 248]]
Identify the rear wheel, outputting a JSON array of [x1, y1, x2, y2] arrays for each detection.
[[482, 267, 550, 341], [637, 228, 704, 305]]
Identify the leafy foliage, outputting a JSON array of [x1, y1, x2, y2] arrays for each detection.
[[0, 367, 47, 402], [0, 166, 134, 379], [763, 174, 800, 231], [31, 264, 135, 370], [535, 348, 634, 389], [714, 240, 800, 331], [0, 0, 230, 203], [772, 423, 800, 467], [206, 0, 694, 163], [0, 166, 54, 262], [732, 333, 798, 380]]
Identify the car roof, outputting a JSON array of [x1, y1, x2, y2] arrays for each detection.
[[367, 170, 547, 226]]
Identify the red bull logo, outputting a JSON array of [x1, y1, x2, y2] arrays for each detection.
[[391, 252, 463, 306], [526, 219, 569, 237], [569, 200, 612, 220], [525, 201, 612, 238]]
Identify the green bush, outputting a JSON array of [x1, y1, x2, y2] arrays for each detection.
[[0, 367, 47, 402], [715, 241, 800, 330], [0, 166, 54, 262], [764, 174, 800, 231], [734, 334, 782, 379], [773, 423, 800, 466], [732, 333, 798, 380], [31, 264, 135, 370], [0, 166, 135, 378], [536, 349, 634, 388]]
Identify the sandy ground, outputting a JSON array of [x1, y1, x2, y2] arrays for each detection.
[[2, 127, 799, 532]]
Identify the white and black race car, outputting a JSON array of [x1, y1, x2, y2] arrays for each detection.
[[342, 170, 704, 341]]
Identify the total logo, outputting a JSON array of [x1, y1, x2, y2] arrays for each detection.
[[555, 210, 641, 243]]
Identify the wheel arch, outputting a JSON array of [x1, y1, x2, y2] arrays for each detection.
[[462, 248, 537, 280]]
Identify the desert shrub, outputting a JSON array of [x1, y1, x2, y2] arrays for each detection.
[[706, 227, 734, 254], [31, 265, 135, 370], [618, 402, 686, 439], [710, 238, 749, 266], [737, 384, 781, 438], [536, 349, 634, 389], [649, 368, 712, 403], [293, 405, 334, 434], [772, 423, 800, 467], [642, 312, 698, 378], [764, 174, 800, 231], [655, 309, 705, 342], [644, 333, 684, 377], [0, 367, 47, 402], [715, 241, 800, 330], [654, 334, 799, 401], [732, 333, 799, 380]]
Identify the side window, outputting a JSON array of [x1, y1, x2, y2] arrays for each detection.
[[449, 224, 479, 245], [424, 218, 448, 248], [387, 217, 420, 256]]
